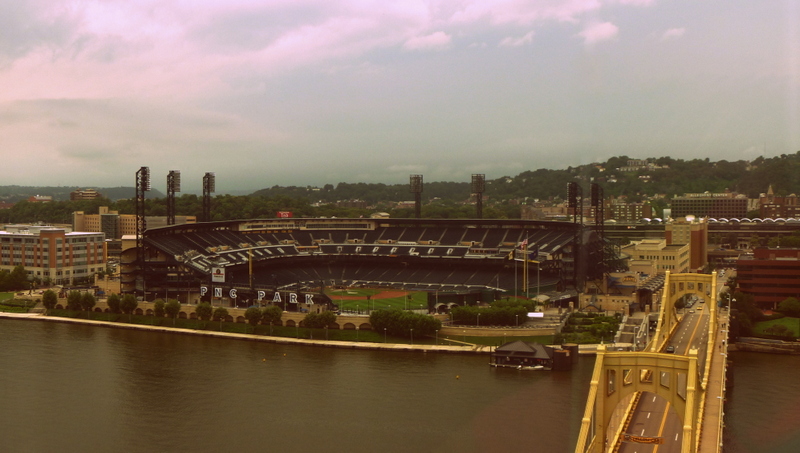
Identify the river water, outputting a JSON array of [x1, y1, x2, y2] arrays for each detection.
[[0, 319, 796, 453]]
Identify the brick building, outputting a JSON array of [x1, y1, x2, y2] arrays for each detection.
[[0, 225, 106, 285], [736, 248, 800, 309], [665, 217, 708, 271], [759, 185, 800, 219], [671, 192, 748, 219]]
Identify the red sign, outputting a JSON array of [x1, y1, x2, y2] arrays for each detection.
[[276, 211, 293, 218]]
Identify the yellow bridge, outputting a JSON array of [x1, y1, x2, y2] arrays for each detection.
[[574, 271, 729, 453]]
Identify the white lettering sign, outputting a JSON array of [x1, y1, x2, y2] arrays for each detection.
[[272, 292, 282, 303], [200, 286, 208, 296], [305, 294, 314, 304], [229, 288, 237, 299], [214, 287, 222, 298], [289, 293, 298, 304], [257, 291, 266, 301]]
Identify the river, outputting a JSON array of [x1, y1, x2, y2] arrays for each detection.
[[0, 319, 796, 453]]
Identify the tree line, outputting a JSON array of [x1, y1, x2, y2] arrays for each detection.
[[5, 152, 800, 225]]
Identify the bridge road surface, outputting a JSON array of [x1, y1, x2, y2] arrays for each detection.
[[618, 307, 710, 453]]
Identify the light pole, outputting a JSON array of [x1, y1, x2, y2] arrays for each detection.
[[477, 313, 481, 327], [435, 329, 438, 345], [410, 328, 413, 345], [384, 327, 387, 343], [516, 314, 519, 327], [356, 326, 359, 342]]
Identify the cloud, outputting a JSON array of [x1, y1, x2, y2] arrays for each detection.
[[499, 30, 534, 47], [578, 21, 619, 45], [660, 27, 686, 41], [403, 31, 452, 51]]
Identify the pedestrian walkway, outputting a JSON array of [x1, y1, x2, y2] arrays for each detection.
[[698, 310, 729, 453], [0, 312, 487, 354]]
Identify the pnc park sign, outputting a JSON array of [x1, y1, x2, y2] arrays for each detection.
[[199, 286, 317, 304]]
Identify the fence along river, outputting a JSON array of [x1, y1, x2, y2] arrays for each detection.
[[0, 319, 796, 452]]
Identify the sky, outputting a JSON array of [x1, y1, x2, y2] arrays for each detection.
[[1, 0, 799, 194]]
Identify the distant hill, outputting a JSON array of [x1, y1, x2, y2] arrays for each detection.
[[0, 186, 165, 202], [250, 152, 800, 204]]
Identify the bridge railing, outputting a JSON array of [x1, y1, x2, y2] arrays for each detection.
[[574, 346, 605, 453]]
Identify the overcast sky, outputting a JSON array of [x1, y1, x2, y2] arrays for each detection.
[[1, 0, 798, 194]]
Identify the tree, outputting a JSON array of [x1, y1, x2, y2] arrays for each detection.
[[212, 306, 229, 321], [369, 309, 441, 339], [1, 265, 30, 292], [195, 302, 213, 321], [303, 311, 337, 329], [153, 299, 166, 317], [244, 306, 262, 330], [261, 305, 283, 326], [80, 292, 96, 313], [165, 299, 181, 325], [42, 289, 58, 310], [107, 293, 121, 313], [67, 291, 82, 311], [777, 297, 800, 318], [120, 294, 138, 315]]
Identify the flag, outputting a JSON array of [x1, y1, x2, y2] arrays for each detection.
[[507, 249, 515, 260], [529, 246, 539, 260], [519, 239, 528, 250]]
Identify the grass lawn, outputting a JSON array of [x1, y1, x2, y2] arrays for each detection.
[[0, 295, 38, 313], [754, 317, 800, 337]]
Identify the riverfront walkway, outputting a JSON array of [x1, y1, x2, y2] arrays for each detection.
[[0, 312, 494, 354], [1, 311, 627, 357]]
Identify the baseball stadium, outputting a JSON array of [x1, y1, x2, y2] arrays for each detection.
[[121, 217, 608, 323]]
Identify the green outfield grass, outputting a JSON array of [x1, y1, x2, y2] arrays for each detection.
[[327, 289, 429, 312]]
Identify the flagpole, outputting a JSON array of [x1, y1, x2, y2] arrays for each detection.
[[523, 241, 528, 299], [514, 250, 518, 299]]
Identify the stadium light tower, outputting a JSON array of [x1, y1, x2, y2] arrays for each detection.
[[410, 174, 423, 219], [590, 182, 606, 279], [202, 172, 215, 222], [135, 166, 150, 297], [167, 170, 181, 226], [471, 174, 485, 219], [567, 181, 583, 224]]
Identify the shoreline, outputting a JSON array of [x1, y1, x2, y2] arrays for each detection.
[[0, 312, 491, 354]]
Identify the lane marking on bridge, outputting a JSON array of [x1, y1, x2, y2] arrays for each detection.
[[681, 308, 705, 355], [652, 400, 672, 453]]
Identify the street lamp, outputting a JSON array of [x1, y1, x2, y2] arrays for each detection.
[[384, 327, 387, 343], [435, 329, 438, 345], [410, 328, 413, 345], [477, 313, 481, 327], [516, 314, 519, 327]]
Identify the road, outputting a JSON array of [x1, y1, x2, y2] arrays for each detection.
[[618, 290, 714, 453]]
